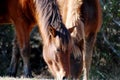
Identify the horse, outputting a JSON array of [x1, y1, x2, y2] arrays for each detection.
[[57, 0, 102, 79], [0, 0, 73, 79], [0, 0, 102, 79]]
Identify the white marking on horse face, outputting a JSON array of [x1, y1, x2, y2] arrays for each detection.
[[53, 36, 61, 51], [56, 69, 66, 80]]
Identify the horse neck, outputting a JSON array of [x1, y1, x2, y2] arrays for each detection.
[[35, 0, 67, 44], [65, 0, 83, 29], [38, 23, 50, 44]]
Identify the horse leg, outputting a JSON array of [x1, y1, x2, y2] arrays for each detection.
[[83, 33, 96, 80], [8, 35, 20, 77], [20, 39, 32, 77], [14, 21, 33, 77]]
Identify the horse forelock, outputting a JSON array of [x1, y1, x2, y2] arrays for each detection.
[[57, 25, 72, 52], [35, 0, 71, 50]]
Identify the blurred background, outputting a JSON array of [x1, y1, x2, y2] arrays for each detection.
[[0, 0, 120, 79]]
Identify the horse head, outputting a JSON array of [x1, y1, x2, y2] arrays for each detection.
[[43, 26, 73, 79]]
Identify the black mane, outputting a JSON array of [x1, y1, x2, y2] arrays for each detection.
[[35, 0, 71, 45]]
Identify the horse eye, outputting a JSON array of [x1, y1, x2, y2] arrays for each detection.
[[57, 48, 61, 52]]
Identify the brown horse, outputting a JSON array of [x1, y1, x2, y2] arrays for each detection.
[[1, 0, 102, 79], [0, 0, 73, 79], [57, 0, 102, 79]]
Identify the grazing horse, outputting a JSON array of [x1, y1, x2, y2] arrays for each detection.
[[57, 0, 102, 79], [0, 0, 73, 79]]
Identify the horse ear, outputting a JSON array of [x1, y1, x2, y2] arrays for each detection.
[[49, 26, 57, 37], [68, 26, 76, 33]]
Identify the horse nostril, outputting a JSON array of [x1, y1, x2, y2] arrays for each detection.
[[63, 76, 67, 80]]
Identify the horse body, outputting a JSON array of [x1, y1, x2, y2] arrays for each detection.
[[0, 0, 72, 79]]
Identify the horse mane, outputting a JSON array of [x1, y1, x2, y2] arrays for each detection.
[[35, 0, 71, 50]]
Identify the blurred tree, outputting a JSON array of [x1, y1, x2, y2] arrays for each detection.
[[0, 24, 14, 75], [90, 0, 120, 79]]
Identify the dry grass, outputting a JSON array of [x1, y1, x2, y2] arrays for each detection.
[[0, 77, 40, 80]]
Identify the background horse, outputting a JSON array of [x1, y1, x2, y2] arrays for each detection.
[[0, 0, 72, 79], [57, 0, 102, 79]]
